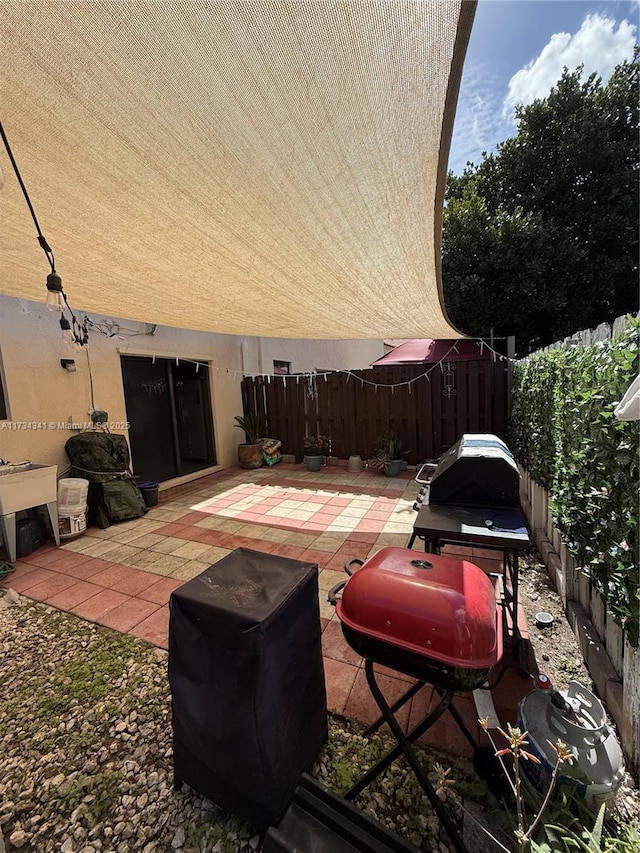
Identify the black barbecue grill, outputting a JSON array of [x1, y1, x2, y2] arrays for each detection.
[[409, 433, 530, 659], [415, 433, 520, 510]]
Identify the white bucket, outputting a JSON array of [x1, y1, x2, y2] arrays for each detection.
[[59, 509, 87, 540], [58, 478, 89, 507]]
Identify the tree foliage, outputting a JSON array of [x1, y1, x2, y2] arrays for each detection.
[[443, 53, 639, 354]]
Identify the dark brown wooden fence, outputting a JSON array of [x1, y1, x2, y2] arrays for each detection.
[[241, 360, 511, 464]]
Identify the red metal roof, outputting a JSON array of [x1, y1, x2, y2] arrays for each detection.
[[371, 338, 490, 365]]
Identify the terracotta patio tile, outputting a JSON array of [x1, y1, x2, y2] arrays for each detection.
[[237, 511, 267, 523], [354, 521, 386, 534], [300, 548, 333, 568], [471, 547, 505, 562], [153, 522, 192, 537], [166, 540, 213, 560], [16, 544, 57, 564], [366, 509, 395, 521], [143, 553, 188, 576], [216, 534, 255, 550], [408, 688, 478, 759], [440, 544, 474, 558], [320, 617, 330, 633], [100, 597, 160, 633], [343, 668, 414, 732], [156, 524, 199, 542], [372, 662, 415, 685], [468, 555, 504, 574], [480, 655, 532, 722], [46, 580, 105, 611], [318, 568, 349, 592], [138, 577, 184, 605], [298, 522, 324, 533], [2, 565, 58, 592], [21, 572, 78, 602], [325, 554, 352, 572], [25, 548, 95, 570], [269, 543, 305, 559], [176, 510, 211, 525], [191, 529, 228, 546], [314, 506, 343, 518], [282, 531, 317, 548], [247, 540, 277, 554], [321, 620, 363, 667], [337, 540, 372, 559], [89, 563, 153, 595], [70, 588, 131, 621], [346, 532, 379, 544], [129, 606, 170, 648], [322, 656, 359, 715]]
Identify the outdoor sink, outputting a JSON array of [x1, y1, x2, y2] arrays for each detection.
[[0, 464, 58, 514], [0, 464, 60, 561]]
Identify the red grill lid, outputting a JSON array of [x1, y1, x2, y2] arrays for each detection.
[[336, 547, 502, 669]]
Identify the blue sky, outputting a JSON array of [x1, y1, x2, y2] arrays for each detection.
[[448, 0, 639, 174]]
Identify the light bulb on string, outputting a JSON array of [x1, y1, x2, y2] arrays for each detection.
[[46, 272, 64, 312], [59, 315, 74, 346]]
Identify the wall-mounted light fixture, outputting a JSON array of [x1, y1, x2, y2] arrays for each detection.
[[60, 358, 76, 372]]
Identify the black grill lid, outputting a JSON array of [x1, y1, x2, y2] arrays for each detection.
[[428, 433, 520, 508]]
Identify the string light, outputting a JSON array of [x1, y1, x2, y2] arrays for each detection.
[[0, 121, 89, 348], [108, 334, 514, 390], [114, 338, 512, 388]]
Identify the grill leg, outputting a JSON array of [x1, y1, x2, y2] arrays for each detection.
[[434, 687, 480, 750], [346, 682, 450, 800], [362, 679, 425, 737], [346, 660, 469, 853]]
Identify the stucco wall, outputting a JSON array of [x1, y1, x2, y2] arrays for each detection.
[[254, 337, 383, 374], [0, 295, 383, 482]]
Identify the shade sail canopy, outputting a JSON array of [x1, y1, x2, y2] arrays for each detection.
[[372, 338, 490, 365], [1, 0, 474, 340]]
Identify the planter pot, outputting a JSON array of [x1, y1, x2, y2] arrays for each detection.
[[347, 455, 364, 473], [238, 443, 263, 469], [384, 459, 402, 477], [304, 455, 324, 472]]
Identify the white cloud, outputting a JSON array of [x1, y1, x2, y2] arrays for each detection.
[[503, 13, 637, 118], [448, 60, 513, 173]]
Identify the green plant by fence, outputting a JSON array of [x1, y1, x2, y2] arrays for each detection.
[[509, 318, 639, 646]]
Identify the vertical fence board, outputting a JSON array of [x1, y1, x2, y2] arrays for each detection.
[[241, 361, 509, 466], [578, 569, 591, 610], [590, 589, 606, 643], [623, 640, 640, 769], [467, 362, 480, 433], [606, 618, 625, 680]]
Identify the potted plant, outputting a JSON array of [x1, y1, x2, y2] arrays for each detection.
[[368, 431, 408, 477], [303, 434, 330, 472], [234, 412, 267, 469]]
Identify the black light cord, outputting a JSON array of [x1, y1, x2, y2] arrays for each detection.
[[0, 121, 55, 273], [1, 121, 89, 348]]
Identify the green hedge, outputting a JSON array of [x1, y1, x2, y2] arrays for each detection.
[[509, 319, 639, 646]]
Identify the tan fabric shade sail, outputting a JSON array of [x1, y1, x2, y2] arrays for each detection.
[[1, 0, 475, 340]]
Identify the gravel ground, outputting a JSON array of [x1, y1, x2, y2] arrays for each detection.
[[2, 552, 638, 853], [0, 592, 476, 853]]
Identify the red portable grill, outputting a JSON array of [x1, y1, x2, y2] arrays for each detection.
[[330, 547, 504, 853]]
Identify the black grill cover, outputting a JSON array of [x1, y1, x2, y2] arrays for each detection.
[[168, 548, 328, 830], [429, 433, 520, 508]]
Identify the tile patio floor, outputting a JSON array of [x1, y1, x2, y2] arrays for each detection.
[[1, 463, 534, 759]]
